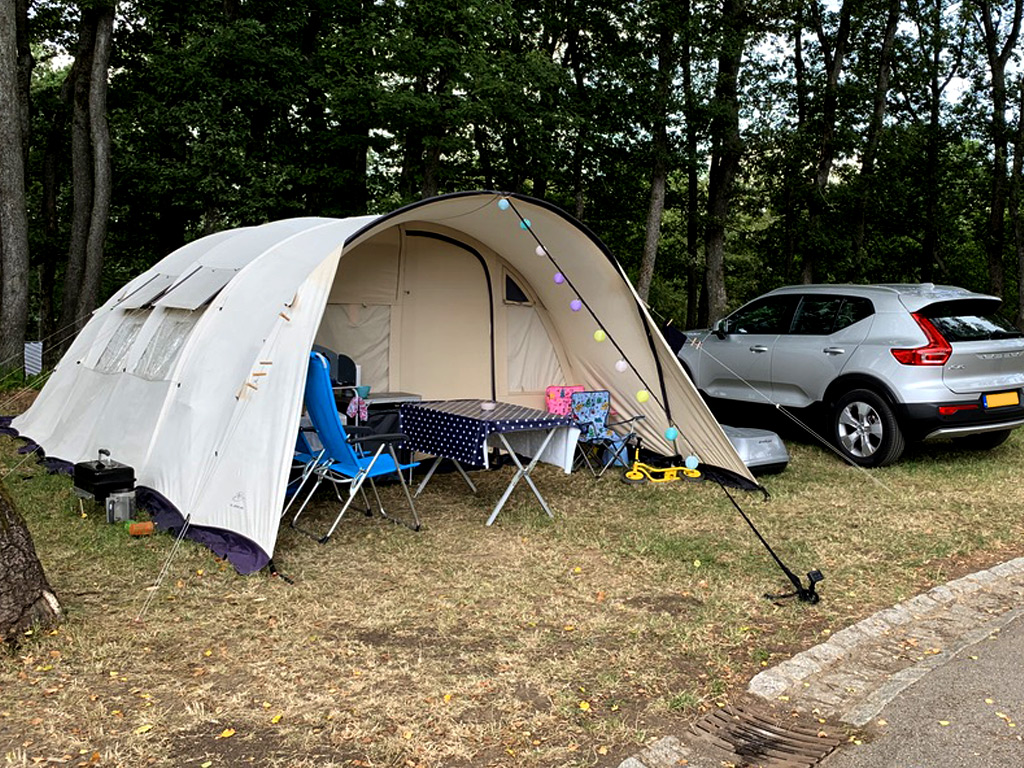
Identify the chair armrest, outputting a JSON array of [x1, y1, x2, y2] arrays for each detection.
[[608, 414, 646, 428], [345, 425, 374, 438], [349, 432, 408, 446]]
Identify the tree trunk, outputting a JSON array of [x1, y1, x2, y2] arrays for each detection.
[[0, 0, 31, 375], [705, 0, 747, 322], [683, 0, 701, 327], [0, 483, 62, 643], [77, 3, 115, 322], [638, 26, 675, 302], [976, 0, 1023, 297], [852, 0, 900, 260], [14, 0, 30, 170], [804, 0, 853, 284], [1013, 79, 1024, 328], [782, 14, 806, 278], [59, 12, 97, 342]]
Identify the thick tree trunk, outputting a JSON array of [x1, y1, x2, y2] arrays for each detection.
[[0, 0, 31, 375], [638, 26, 675, 302], [77, 4, 115, 322], [1, 483, 62, 643], [59, 13, 97, 342], [705, 0, 747, 322]]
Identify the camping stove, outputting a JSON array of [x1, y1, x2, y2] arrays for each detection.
[[73, 449, 136, 514]]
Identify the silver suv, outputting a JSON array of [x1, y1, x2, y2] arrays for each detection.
[[677, 284, 1024, 466]]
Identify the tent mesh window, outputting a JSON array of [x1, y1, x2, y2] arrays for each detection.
[[504, 274, 531, 305], [133, 308, 203, 380], [96, 310, 150, 373]]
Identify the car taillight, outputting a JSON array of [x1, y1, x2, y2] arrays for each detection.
[[938, 404, 979, 415], [891, 314, 952, 366]]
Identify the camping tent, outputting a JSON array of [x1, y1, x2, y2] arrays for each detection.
[[11, 192, 759, 573]]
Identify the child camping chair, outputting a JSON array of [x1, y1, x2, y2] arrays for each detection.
[[546, 385, 584, 416], [569, 390, 645, 477]]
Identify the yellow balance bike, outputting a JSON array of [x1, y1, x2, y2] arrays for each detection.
[[620, 438, 702, 484]]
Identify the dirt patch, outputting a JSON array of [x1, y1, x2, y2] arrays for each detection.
[[623, 593, 704, 615]]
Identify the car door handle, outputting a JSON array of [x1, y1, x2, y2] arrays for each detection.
[[823, 347, 846, 355], [749, 345, 769, 353]]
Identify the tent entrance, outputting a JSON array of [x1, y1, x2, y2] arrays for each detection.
[[399, 231, 495, 400]]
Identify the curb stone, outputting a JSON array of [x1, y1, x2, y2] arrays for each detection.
[[616, 557, 1024, 767], [746, 555, 1024, 725]]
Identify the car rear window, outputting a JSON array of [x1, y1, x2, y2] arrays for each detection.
[[926, 313, 1023, 342]]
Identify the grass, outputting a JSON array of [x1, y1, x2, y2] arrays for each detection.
[[3, 416, 1024, 767]]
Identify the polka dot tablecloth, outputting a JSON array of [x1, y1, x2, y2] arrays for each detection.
[[399, 400, 576, 468]]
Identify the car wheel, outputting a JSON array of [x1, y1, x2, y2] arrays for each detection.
[[952, 429, 1012, 451], [832, 389, 905, 467]]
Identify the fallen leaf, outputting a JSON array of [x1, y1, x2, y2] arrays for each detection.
[[938, 720, 950, 726], [271, 714, 282, 724], [134, 724, 152, 735], [201, 763, 212, 768], [597, 746, 608, 755], [578, 701, 590, 711], [216, 728, 235, 739], [985, 699, 995, 705]]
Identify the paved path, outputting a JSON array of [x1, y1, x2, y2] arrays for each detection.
[[618, 557, 1024, 768], [823, 612, 1024, 767]]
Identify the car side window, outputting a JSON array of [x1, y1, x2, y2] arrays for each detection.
[[792, 296, 843, 335], [727, 296, 794, 334], [790, 295, 874, 335], [833, 297, 874, 331]]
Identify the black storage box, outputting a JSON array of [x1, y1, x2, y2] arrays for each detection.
[[73, 458, 135, 503]]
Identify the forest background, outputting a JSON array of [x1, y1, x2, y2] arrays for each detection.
[[1, 0, 1024, 375]]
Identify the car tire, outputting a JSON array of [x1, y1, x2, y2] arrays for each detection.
[[832, 389, 905, 467], [952, 429, 1012, 451]]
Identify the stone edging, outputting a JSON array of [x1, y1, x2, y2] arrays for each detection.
[[747, 556, 1024, 724]]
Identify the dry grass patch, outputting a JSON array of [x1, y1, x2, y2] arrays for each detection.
[[3, 430, 1024, 767]]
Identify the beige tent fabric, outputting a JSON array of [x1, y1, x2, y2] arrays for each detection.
[[12, 194, 756, 576], [506, 304, 565, 393], [315, 304, 390, 390]]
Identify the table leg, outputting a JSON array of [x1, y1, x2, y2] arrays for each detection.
[[487, 429, 558, 526], [414, 456, 477, 498], [414, 456, 443, 498]]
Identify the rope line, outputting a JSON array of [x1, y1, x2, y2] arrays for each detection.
[[134, 514, 192, 624], [689, 337, 896, 493]]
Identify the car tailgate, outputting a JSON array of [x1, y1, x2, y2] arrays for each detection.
[[943, 338, 1024, 394]]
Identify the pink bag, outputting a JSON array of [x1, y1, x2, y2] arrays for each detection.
[[545, 385, 585, 416]]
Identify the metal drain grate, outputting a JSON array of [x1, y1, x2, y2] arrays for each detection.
[[691, 705, 842, 768]]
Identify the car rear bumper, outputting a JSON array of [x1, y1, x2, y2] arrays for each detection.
[[898, 399, 1024, 441]]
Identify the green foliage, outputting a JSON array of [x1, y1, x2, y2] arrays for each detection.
[[15, 0, 1024, 337]]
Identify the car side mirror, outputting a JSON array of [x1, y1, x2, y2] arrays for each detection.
[[713, 319, 728, 340]]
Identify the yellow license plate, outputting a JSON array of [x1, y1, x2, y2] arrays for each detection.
[[984, 391, 1020, 408]]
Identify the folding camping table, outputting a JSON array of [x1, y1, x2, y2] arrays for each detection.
[[398, 400, 579, 525]]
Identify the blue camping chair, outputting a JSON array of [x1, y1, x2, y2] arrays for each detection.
[[569, 390, 645, 477], [290, 352, 421, 541]]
